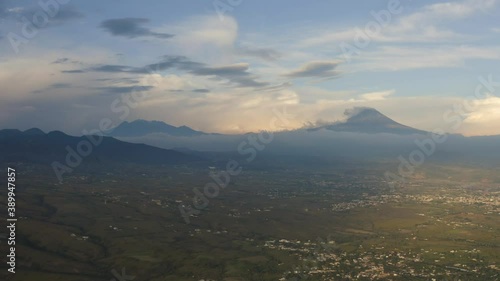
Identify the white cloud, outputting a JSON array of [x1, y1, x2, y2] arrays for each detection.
[[462, 95, 500, 135], [0, 48, 111, 100], [355, 45, 500, 71], [7, 7, 24, 13], [298, 0, 497, 48], [375, 0, 496, 42], [360, 90, 395, 101], [159, 15, 238, 64], [284, 61, 341, 79]]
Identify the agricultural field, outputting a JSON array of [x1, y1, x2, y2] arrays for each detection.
[[0, 164, 498, 280]]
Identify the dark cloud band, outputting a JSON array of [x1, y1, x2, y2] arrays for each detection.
[[64, 56, 269, 88], [100, 18, 173, 39], [285, 61, 341, 79]]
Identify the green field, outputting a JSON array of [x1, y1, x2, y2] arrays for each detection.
[[0, 164, 498, 280]]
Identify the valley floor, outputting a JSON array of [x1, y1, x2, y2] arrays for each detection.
[[0, 164, 498, 280]]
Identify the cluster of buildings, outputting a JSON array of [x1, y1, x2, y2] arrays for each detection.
[[265, 238, 498, 280]]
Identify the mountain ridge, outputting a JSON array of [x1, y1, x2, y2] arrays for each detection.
[[312, 107, 428, 135], [108, 119, 208, 137], [0, 128, 201, 166]]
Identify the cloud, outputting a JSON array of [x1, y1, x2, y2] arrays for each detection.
[[100, 18, 174, 39], [48, 6, 84, 26], [343, 106, 373, 118], [95, 85, 154, 96], [376, 0, 496, 42], [6, 7, 24, 14], [31, 82, 74, 93], [193, 89, 210, 93], [190, 63, 268, 88], [164, 15, 237, 48], [0, 1, 22, 17], [461, 95, 500, 135], [259, 82, 293, 92], [236, 46, 281, 61], [299, 0, 497, 48], [69, 56, 268, 89], [94, 77, 140, 84], [62, 69, 85, 73], [16, 5, 84, 27], [142, 55, 203, 73], [156, 15, 238, 64], [284, 61, 341, 79], [360, 90, 395, 101], [51, 58, 82, 65], [356, 45, 500, 71], [90, 64, 138, 73], [79, 56, 202, 74], [0, 3, 83, 27], [403, 0, 496, 24], [52, 58, 71, 64], [48, 83, 72, 89]]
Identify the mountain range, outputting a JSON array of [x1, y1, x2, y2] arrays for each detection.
[[2, 107, 499, 170], [109, 107, 428, 138], [108, 119, 208, 137], [0, 128, 199, 166]]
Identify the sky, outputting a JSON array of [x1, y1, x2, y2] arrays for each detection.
[[0, 0, 499, 136]]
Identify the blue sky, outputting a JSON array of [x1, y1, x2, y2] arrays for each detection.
[[1, 0, 499, 135]]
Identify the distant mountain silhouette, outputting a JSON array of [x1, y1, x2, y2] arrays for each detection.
[[0, 128, 200, 165], [314, 107, 428, 135], [23, 128, 46, 136], [108, 120, 207, 137]]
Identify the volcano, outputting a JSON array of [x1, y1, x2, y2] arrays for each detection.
[[108, 120, 207, 137], [319, 107, 427, 135]]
